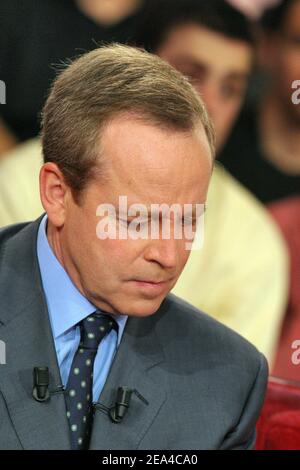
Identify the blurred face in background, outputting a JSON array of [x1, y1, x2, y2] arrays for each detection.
[[261, 0, 300, 123], [157, 23, 253, 151], [76, 0, 143, 26]]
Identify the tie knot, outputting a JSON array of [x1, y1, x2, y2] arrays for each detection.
[[79, 311, 118, 350]]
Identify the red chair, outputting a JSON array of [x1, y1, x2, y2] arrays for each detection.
[[256, 376, 300, 450]]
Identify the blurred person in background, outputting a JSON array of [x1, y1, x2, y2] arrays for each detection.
[[220, 0, 300, 380], [0, 139, 43, 223], [0, 0, 148, 156], [269, 196, 300, 381], [228, 0, 281, 20], [220, 0, 300, 203], [135, 0, 289, 365]]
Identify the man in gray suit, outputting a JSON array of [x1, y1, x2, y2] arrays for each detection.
[[0, 44, 268, 450]]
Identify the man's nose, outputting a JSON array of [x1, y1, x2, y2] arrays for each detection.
[[143, 236, 179, 271]]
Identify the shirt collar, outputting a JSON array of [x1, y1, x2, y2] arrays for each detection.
[[37, 215, 127, 342]]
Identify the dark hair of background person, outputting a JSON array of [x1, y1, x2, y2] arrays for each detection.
[[135, 0, 257, 52], [0, 0, 150, 144], [260, 0, 296, 32]]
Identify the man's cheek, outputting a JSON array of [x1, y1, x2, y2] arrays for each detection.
[[97, 239, 133, 271]]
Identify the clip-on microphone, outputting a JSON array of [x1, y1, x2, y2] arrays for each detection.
[[32, 367, 64, 402], [94, 386, 149, 423]]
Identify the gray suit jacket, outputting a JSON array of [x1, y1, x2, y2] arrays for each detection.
[[0, 218, 268, 450]]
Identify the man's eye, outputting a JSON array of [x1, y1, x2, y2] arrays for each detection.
[[283, 34, 300, 48], [221, 84, 244, 99], [119, 218, 148, 227], [181, 217, 197, 227], [119, 218, 130, 226]]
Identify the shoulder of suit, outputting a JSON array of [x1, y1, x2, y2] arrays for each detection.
[[0, 220, 30, 244], [157, 293, 265, 374], [0, 220, 35, 261]]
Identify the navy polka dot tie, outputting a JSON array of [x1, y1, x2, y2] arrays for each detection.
[[65, 311, 118, 450]]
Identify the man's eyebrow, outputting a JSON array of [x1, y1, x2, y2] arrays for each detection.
[[282, 32, 300, 43], [174, 59, 249, 84], [174, 58, 206, 71], [225, 72, 250, 82], [117, 203, 207, 217]]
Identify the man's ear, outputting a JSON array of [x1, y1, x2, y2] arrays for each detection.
[[39, 162, 70, 227]]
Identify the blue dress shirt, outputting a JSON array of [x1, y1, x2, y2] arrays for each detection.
[[37, 215, 128, 402]]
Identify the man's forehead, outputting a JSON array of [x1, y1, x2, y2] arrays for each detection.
[[91, 125, 211, 206], [100, 113, 210, 158], [92, 109, 213, 197]]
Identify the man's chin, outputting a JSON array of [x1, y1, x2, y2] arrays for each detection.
[[120, 296, 165, 317], [89, 291, 167, 317]]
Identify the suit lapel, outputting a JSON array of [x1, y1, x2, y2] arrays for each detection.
[[89, 311, 167, 450], [0, 218, 168, 450], [0, 219, 71, 449]]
